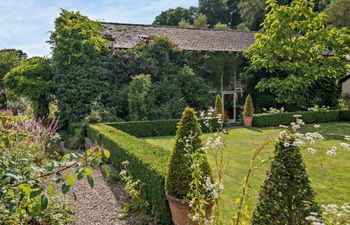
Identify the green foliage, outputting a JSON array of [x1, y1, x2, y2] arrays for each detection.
[[253, 110, 341, 127], [165, 107, 212, 199], [51, 9, 110, 128], [245, 0, 350, 106], [0, 49, 27, 108], [324, 0, 350, 29], [107, 120, 178, 137], [309, 78, 341, 108], [175, 66, 212, 110], [198, 0, 229, 27], [87, 123, 172, 224], [238, 0, 265, 31], [106, 118, 221, 138], [0, 114, 108, 224], [252, 140, 321, 225], [4, 57, 53, 121], [108, 36, 212, 120], [153, 7, 196, 26], [128, 74, 153, 120], [339, 110, 350, 121], [214, 94, 224, 116], [243, 94, 254, 117]]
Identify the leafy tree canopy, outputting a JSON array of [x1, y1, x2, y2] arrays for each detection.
[[324, 0, 350, 29], [153, 7, 196, 26], [245, 0, 350, 107], [4, 57, 53, 121], [50, 9, 110, 128]]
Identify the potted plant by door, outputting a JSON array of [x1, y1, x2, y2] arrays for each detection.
[[165, 107, 213, 225], [243, 94, 254, 128]]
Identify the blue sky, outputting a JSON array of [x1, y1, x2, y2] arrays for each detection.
[[0, 0, 197, 57]]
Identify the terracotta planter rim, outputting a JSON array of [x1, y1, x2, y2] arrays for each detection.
[[166, 192, 186, 204]]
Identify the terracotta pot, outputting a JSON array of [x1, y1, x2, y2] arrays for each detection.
[[166, 193, 212, 225], [243, 116, 253, 128]]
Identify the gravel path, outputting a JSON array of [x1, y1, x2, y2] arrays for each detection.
[[69, 169, 130, 225]]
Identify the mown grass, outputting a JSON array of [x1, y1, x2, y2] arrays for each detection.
[[143, 122, 350, 223]]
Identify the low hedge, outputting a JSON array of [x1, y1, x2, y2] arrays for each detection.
[[253, 110, 341, 127], [339, 110, 350, 121], [87, 124, 172, 225], [106, 118, 220, 138], [106, 119, 178, 137]]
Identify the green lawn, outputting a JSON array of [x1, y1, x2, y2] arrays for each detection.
[[143, 122, 350, 223]]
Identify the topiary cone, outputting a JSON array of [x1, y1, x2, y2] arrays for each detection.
[[165, 107, 212, 225], [243, 94, 254, 127], [252, 141, 321, 225]]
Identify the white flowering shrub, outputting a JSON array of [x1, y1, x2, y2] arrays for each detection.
[[306, 203, 350, 225]]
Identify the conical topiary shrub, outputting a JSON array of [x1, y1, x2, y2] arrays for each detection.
[[166, 107, 212, 199], [214, 94, 224, 117], [243, 94, 254, 117], [252, 140, 321, 225], [243, 94, 254, 127]]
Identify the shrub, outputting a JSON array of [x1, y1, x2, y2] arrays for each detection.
[[253, 110, 340, 127], [165, 107, 212, 199], [128, 74, 153, 120], [106, 119, 178, 137], [339, 110, 350, 121], [51, 10, 109, 129], [243, 94, 254, 117], [252, 140, 321, 225], [87, 123, 172, 224], [214, 94, 224, 116], [106, 118, 220, 138]]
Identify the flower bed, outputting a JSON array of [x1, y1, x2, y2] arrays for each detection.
[[87, 123, 172, 224]]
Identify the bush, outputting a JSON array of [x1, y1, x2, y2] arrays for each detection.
[[253, 110, 340, 127], [243, 94, 254, 117], [165, 107, 212, 199], [106, 118, 221, 138], [252, 140, 321, 225], [214, 94, 224, 116], [87, 123, 172, 224], [106, 119, 178, 138], [339, 110, 350, 121]]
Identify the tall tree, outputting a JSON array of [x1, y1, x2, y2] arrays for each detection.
[[50, 10, 110, 128], [4, 57, 53, 122], [198, 0, 229, 27], [0, 49, 27, 108], [238, 0, 266, 31], [324, 0, 350, 29], [245, 0, 350, 107], [227, 0, 242, 27], [153, 7, 196, 26]]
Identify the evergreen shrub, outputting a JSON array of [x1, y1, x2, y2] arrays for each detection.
[[165, 107, 212, 199], [252, 140, 321, 225], [253, 110, 340, 127], [243, 94, 254, 117], [87, 123, 172, 224]]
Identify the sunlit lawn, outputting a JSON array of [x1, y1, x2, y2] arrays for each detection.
[[143, 122, 350, 223]]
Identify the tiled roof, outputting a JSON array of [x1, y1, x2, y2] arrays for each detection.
[[102, 22, 255, 52]]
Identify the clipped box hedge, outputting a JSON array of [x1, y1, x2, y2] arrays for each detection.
[[339, 110, 350, 121], [106, 118, 220, 138], [87, 124, 172, 225], [106, 119, 178, 138], [253, 110, 341, 127]]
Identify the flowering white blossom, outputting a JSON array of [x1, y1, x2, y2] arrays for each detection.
[[340, 142, 350, 151], [345, 135, 350, 141], [314, 124, 320, 129], [191, 213, 200, 221], [292, 139, 305, 147], [283, 142, 290, 148], [307, 147, 316, 154], [327, 146, 337, 156]]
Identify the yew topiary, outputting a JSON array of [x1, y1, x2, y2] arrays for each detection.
[[165, 107, 212, 199], [243, 94, 254, 117], [214, 94, 224, 116], [252, 140, 321, 225]]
